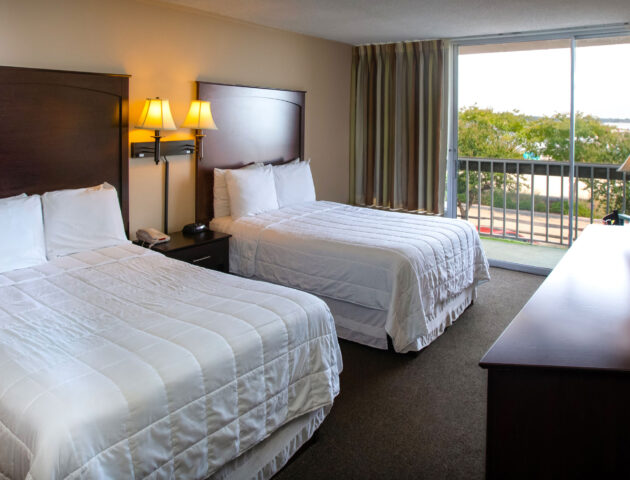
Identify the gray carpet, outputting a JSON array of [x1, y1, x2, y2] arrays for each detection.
[[275, 267, 544, 480]]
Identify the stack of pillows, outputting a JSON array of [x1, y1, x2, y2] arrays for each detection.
[[213, 158, 316, 219], [0, 183, 128, 274], [0, 159, 316, 273]]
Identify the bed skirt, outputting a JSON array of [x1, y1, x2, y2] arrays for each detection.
[[318, 286, 477, 353], [209, 406, 329, 480], [245, 274, 477, 353]]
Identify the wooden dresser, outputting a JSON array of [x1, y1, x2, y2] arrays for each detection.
[[480, 225, 630, 479]]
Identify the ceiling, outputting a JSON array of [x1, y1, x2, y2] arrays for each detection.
[[155, 0, 630, 45]]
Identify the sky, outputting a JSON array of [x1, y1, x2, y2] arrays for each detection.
[[458, 42, 630, 120]]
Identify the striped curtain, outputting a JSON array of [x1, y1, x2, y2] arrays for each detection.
[[350, 40, 448, 214]]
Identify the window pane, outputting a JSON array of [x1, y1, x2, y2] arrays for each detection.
[[575, 36, 630, 230], [457, 40, 571, 256]]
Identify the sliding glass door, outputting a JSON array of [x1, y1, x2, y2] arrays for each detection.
[[448, 29, 630, 271], [574, 36, 630, 230]]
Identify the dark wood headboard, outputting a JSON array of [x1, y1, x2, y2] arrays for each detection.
[[0, 66, 130, 232], [195, 81, 305, 224]]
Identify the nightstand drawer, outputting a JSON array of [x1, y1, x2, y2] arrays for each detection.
[[166, 241, 229, 272]]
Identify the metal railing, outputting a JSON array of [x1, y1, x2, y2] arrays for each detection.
[[457, 157, 629, 246]]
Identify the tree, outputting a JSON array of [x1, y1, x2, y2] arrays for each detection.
[[520, 112, 630, 164], [458, 106, 528, 158], [520, 113, 630, 214], [458, 107, 630, 219], [457, 107, 525, 219]]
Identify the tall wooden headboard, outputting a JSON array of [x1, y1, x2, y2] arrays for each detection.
[[0, 66, 130, 232], [195, 81, 305, 225]]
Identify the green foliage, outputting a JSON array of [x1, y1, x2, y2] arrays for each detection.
[[458, 106, 527, 159], [456, 107, 525, 218], [550, 199, 592, 218], [520, 112, 630, 164], [457, 191, 592, 217], [589, 178, 630, 214], [457, 106, 630, 221], [458, 106, 630, 163]]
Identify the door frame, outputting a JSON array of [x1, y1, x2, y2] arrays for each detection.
[[446, 24, 630, 271]]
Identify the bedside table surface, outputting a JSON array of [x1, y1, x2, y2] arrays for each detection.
[[143, 230, 231, 253]]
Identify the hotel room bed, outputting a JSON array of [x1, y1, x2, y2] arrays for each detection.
[[0, 243, 341, 479], [194, 81, 490, 353], [210, 201, 490, 353]]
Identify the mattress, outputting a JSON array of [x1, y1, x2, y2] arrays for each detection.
[[210, 201, 490, 353], [0, 244, 341, 479]]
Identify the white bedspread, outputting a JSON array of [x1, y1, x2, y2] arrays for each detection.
[[0, 244, 341, 480], [211, 201, 490, 352]]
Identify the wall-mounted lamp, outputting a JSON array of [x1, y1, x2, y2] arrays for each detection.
[[182, 100, 218, 161], [131, 98, 218, 234], [136, 97, 177, 165], [135, 97, 177, 233]]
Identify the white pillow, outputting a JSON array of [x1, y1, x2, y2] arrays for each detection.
[[273, 159, 316, 207], [225, 165, 279, 219], [213, 163, 263, 218], [255, 158, 300, 168], [0, 194, 47, 273], [42, 183, 128, 258], [2, 193, 27, 201]]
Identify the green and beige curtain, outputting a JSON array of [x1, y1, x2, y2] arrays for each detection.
[[350, 40, 449, 214]]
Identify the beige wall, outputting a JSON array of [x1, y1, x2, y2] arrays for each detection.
[[0, 0, 351, 235]]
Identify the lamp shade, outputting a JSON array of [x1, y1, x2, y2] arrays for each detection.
[[136, 98, 176, 130], [618, 155, 630, 173], [182, 100, 218, 130]]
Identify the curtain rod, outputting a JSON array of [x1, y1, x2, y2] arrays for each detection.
[[354, 23, 629, 47], [452, 23, 629, 46]]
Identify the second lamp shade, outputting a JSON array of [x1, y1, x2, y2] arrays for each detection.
[[183, 100, 218, 130]]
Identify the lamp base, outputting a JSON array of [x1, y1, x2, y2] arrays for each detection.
[[195, 132, 206, 162], [151, 131, 162, 165], [163, 157, 169, 234]]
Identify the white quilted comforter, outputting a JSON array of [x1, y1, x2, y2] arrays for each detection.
[[211, 201, 490, 352], [0, 244, 341, 480]]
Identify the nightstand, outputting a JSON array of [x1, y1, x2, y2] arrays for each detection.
[[134, 230, 231, 273]]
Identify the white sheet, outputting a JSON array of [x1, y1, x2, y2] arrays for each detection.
[[0, 244, 341, 480], [211, 201, 490, 353]]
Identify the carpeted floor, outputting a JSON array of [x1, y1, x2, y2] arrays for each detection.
[[275, 267, 544, 480]]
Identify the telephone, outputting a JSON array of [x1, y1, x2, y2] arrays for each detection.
[[136, 228, 170, 245]]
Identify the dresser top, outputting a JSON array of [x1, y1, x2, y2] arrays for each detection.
[[480, 225, 630, 372]]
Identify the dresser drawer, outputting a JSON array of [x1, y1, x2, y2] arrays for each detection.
[[166, 241, 229, 273]]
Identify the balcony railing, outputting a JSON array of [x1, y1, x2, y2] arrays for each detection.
[[457, 157, 629, 246]]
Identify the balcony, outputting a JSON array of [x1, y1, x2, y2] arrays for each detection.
[[457, 157, 629, 269]]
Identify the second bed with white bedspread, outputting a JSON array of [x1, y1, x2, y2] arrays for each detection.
[[211, 201, 490, 353]]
